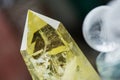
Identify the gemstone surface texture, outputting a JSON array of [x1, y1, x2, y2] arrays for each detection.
[[20, 10, 100, 80]]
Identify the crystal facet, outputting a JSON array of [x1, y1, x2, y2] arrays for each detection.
[[20, 10, 100, 80]]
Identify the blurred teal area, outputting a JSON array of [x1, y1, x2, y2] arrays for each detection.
[[70, 0, 104, 20], [0, 0, 110, 80]]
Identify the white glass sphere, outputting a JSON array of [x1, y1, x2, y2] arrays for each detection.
[[101, 0, 120, 46], [82, 6, 118, 52]]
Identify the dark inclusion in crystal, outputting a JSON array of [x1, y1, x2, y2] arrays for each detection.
[[32, 30, 45, 53], [31, 24, 64, 55]]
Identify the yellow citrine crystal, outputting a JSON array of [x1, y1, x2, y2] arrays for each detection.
[[20, 10, 100, 80]]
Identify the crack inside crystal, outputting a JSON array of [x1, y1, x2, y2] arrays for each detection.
[[20, 10, 100, 80]]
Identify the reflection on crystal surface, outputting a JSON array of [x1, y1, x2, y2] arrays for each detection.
[[83, 6, 118, 52], [20, 10, 100, 80]]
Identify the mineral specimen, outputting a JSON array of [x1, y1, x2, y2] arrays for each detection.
[[20, 10, 100, 80]]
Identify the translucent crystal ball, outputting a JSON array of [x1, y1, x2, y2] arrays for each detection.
[[82, 6, 118, 52], [96, 50, 120, 80]]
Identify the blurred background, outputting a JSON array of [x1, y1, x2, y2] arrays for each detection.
[[0, 0, 110, 80]]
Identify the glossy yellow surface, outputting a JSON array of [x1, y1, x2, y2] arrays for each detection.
[[20, 10, 101, 80]]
